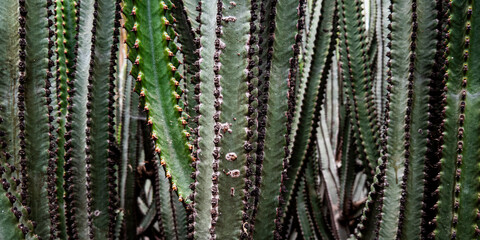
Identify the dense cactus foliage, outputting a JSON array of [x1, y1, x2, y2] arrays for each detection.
[[0, 0, 479, 239]]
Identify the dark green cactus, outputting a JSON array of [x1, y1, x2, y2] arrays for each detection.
[[1, 0, 480, 239]]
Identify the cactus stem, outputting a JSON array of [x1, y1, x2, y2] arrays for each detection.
[[274, 0, 305, 238], [241, 0, 259, 238], [63, 0, 82, 238], [46, 0, 60, 237], [17, 0, 28, 208], [209, 1, 223, 237]]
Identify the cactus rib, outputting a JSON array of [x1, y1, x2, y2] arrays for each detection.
[[188, 0, 217, 238], [435, 0, 480, 238], [212, 0, 250, 238]]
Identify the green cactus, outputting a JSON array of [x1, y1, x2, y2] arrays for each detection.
[[1, 0, 480, 239]]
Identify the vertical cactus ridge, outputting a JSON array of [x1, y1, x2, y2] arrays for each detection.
[[350, 36, 386, 237], [180, 0, 200, 33], [153, 153, 177, 240], [241, 0, 260, 238], [173, 188, 189, 239], [422, 0, 448, 237], [139, 122, 167, 238], [188, 0, 216, 238], [0, 4, 40, 234], [63, 0, 93, 238], [254, 0, 302, 238], [292, 0, 323, 144], [367, 0, 377, 45], [109, 0, 122, 237], [374, 0, 390, 124], [296, 179, 316, 240], [15, 5, 40, 237], [253, 0, 305, 237], [0, 5, 40, 236], [118, 71, 139, 240], [17, 0, 28, 208], [397, 0, 437, 239], [170, 0, 200, 130], [169, 187, 181, 240], [62, 0, 79, 70], [338, 0, 380, 173], [278, 0, 305, 236], [339, 107, 357, 218], [153, 151, 188, 239], [0, 1, 19, 200], [46, 0, 61, 238], [22, 0, 56, 238], [339, 6, 379, 234], [251, 0, 277, 235], [211, 0, 250, 238], [53, 0, 70, 237], [0, 0, 21, 169], [0, 163, 35, 239], [377, 0, 415, 236], [304, 154, 335, 240], [435, 0, 480, 239], [83, 0, 119, 237], [283, 0, 337, 232], [124, 0, 194, 204], [210, 1, 225, 236], [317, 114, 347, 239]]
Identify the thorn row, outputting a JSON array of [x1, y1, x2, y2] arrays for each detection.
[[274, 0, 305, 238], [209, 1, 223, 238], [186, 0, 202, 238], [46, 0, 61, 238], [241, 0, 259, 238], [107, 0, 122, 237], [251, 0, 278, 235], [84, 1, 101, 238], [396, 0, 419, 237], [63, 0, 82, 238], [18, 0, 28, 209]]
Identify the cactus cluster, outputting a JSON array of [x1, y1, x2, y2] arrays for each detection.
[[0, 0, 480, 239]]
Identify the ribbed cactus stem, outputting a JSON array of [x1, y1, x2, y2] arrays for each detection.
[[63, 0, 81, 238], [210, 1, 223, 236], [17, 0, 28, 208], [211, 0, 251, 238], [188, 0, 217, 238], [341, 0, 383, 236], [274, 0, 305, 238], [373, 0, 437, 238], [46, 0, 60, 237], [339, 0, 379, 174], [83, 0, 121, 237], [242, 0, 259, 237], [421, 0, 448, 238], [283, 0, 336, 234], [435, 0, 480, 239], [0, 3, 39, 231], [170, 0, 199, 132], [53, 0, 69, 236], [374, 0, 389, 124], [125, 0, 194, 209], [64, 0, 94, 237], [251, 0, 276, 234], [108, 0, 121, 237], [21, 0, 58, 238]]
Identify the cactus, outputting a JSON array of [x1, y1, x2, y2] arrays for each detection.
[[1, 0, 480, 239]]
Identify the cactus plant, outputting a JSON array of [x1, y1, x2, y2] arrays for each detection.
[[1, 0, 480, 239]]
